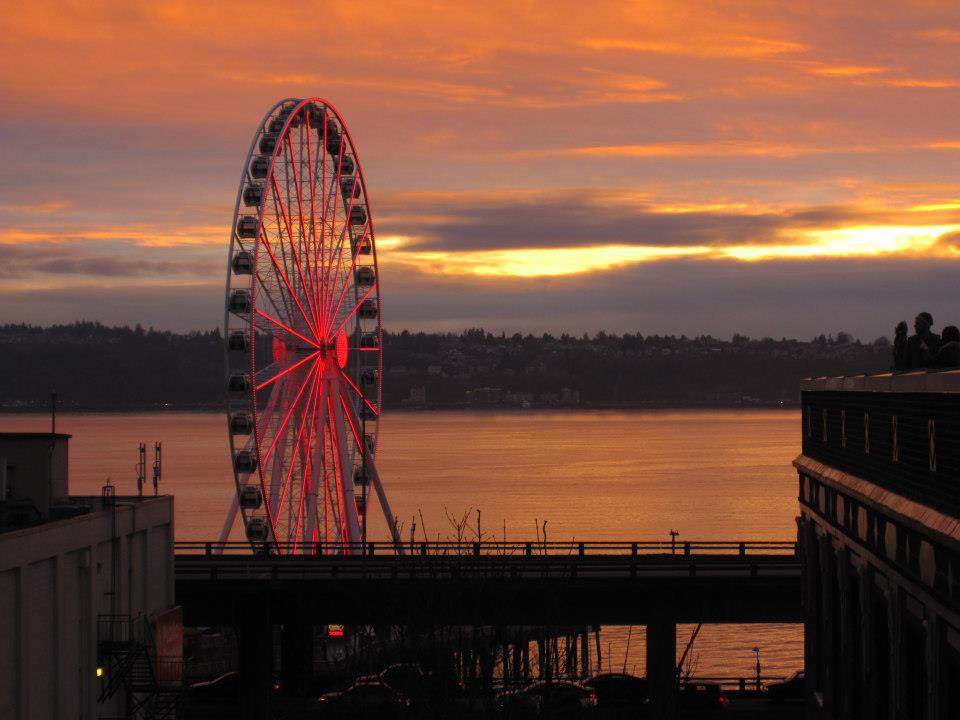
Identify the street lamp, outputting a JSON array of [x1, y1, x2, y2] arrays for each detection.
[[752, 646, 761, 691]]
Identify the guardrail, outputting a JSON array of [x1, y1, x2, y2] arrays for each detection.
[[175, 539, 797, 558], [682, 675, 788, 693]]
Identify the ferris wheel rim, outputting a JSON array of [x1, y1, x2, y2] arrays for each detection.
[[223, 97, 385, 552]]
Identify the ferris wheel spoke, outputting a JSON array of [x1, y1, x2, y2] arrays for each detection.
[[254, 350, 320, 392], [258, 232, 320, 342], [304, 373, 329, 546], [284, 132, 320, 333], [337, 388, 400, 548], [254, 270, 288, 320], [271, 366, 323, 533], [295, 369, 326, 550], [327, 381, 360, 544], [330, 282, 376, 338], [254, 309, 319, 349], [326, 171, 360, 300], [319, 148, 347, 305], [260, 357, 322, 468], [304, 117, 323, 335], [270, 175, 322, 333], [338, 366, 379, 418], [266, 196, 299, 322], [325, 393, 350, 544], [327, 225, 371, 335]]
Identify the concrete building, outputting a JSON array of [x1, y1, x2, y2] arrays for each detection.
[[796, 370, 960, 719], [0, 433, 178, 720]]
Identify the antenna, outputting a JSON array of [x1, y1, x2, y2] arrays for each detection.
[[137, 443, 146, 497], [152, 442, 162, 496]]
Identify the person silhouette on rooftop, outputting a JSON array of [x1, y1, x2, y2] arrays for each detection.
[[907, 312, 940, 369], [893, 321, 910, 370], [934, 325, 959, 368]]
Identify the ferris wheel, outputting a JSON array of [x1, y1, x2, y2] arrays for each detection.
[[220, 97, 399, 552]]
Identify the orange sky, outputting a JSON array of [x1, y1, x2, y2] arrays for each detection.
[[1, 1, 959, 336]]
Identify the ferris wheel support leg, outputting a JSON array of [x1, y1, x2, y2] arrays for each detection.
[[218, 493, 239, 548], [366, 460, 403, 551]]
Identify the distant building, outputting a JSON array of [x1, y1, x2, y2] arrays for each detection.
[[560, 387, 580, 405], [466, 387, 503, 405], [0, 433, 178, 720], [427, 365, 443, 376], [796, 371, 960, 718]]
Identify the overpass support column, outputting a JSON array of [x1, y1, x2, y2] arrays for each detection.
[[239, 593, 272, 720], [281, 623, 313, 696], [646, 619, 676, 712]]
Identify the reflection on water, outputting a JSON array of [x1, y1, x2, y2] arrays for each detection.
[[0, 409, 803, 680]]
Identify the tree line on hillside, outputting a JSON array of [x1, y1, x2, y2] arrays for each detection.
[[0, 322, 892, 410]]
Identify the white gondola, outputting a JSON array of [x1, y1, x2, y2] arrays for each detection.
[[236, 215, 259, 238], [249, 156, 270, 179], [230, 413, 253, 434], [234, 451, 257, 474], [228, 289, 251, 314], [239, 485, 262, 509], [228, 373, 250, 394], [246, 518, 269, 542], [228, 331, 248, 352], [349, 206, 367, 225], [357, 299, 378, 319], [232, 251, 254, 275], [242, 185, 263, 207]]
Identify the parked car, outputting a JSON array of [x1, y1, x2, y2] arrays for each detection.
[[580, 673, 651, 713], [187, 671, 241, 700], [317, 680, 411, 717], [497, 680, 598, 718], [379, 662, 427, 697], [765, 671, 804, 703], [680, 682, 729, 711]]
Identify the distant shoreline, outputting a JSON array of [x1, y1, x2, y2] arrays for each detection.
[[0, 401, 799, 415]]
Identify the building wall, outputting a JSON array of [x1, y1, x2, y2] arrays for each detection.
[[0, 434, 69, 513], [0, 495, 174, 720], [797, 459, 960, 720]]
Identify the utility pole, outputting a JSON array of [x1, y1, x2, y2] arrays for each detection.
[[753, 646, 761, 691], [152, 442, 161, 496], [137, 443, 146, 497], [50, 390, 57, 434]]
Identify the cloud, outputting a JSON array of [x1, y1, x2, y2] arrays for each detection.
[[579, 35, 808, 59]]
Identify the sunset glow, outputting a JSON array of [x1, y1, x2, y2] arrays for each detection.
[[1, 1, 958, 336]]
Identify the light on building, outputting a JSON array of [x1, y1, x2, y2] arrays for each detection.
[[96, 666, 104, 678]]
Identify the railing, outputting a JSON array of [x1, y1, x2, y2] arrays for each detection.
[[801, 389, 960, 517], [682, 675, 788, 693], [175, 539, 797, 558]]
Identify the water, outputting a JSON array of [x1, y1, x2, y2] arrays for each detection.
[[0, 409, 803, 681]]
